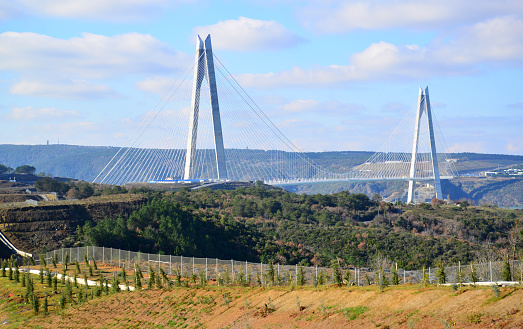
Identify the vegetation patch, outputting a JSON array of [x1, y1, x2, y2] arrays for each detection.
[[341, 305, 369, 320]]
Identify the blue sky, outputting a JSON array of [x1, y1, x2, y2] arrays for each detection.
[[1, 0, 522, 155]]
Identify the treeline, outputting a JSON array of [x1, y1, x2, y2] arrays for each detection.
[[0, 164, 37, 175], [34, 177, 154, 200], [72, 185, 523, 270]]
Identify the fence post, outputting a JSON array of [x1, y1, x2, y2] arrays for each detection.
[[119, 249, 121, 268], [231, 259, 234, 281], [278, 263, 280, 277], [403, 268, 406, 284], [205, 258, 208, 280], [490, 261, 493, 282], [193, 257, 195, 275], [169, 255, 172, 275], [147, 253, 150, 270], [158, 253, 160, 270], [102, 247, 104, 264], [245, 260, 248, 282], [261, 262, 263, 286], [110, 247, 113, 266], [429, 267, 431, 284], [128, 250, 130, 270], [180, 255, 183, 277], [86, 246, 88, 263], [296, 264, 298, 285], [62, 248, 64, 264]]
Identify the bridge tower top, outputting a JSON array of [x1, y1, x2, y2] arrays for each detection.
[[407, 86, 443, 203], [184, 34, 227, 180]]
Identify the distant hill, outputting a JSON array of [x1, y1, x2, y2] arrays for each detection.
[[2, 144, 523, 181], [0, 144, 120, 181], [1, 144, 523, 206]]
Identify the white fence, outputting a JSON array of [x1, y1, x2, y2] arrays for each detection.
[[41, 246, 523, 286]]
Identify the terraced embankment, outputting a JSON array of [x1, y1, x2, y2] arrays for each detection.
[[3, 282, 522, 329], [0, 194, 146, 253]]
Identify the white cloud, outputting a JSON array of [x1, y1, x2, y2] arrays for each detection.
[[0, 32, 189, 80], [436, 15, 523, 64], [283, 99, 319, 112], [506, 139, 523, 153], [283, 99, 364, 115], [10, 80, 118, 99], [7, 106, 80, 120], [381, 102, 409, 113], [135, 76, 175, 93], [447, 142, 487, 153], [193, 17, 305, 51], [1, 0, 192, 21], [236, 16, 523, 88], [0, 1, 24, 20], [298, 0, 523, 33]]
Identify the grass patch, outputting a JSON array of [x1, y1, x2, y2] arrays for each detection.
[[467, 312, 483, 324], [341, 306, 369, 320]]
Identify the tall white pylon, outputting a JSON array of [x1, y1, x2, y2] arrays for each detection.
[[407, 86, 442, 203], [184, 34, 227, 180]]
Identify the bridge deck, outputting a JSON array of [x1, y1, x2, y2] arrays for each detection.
[[266, 176, 454, 186]]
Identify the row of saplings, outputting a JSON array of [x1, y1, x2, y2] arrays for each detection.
[[1, 253, 407, 317], [0, 253, 148, 315], [3, 253, 514, 316]]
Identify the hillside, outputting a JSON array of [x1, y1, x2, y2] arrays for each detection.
[[2, 144, 523, 181], [0, 194, 146, 253], [286, 177, 523, 207], [2, 186, 521, 270], [2, 273, 523, 329]]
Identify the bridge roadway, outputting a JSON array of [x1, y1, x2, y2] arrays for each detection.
[[265, 176, 454, 186]]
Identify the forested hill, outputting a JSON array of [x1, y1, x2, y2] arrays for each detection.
[[72, 186, 523, 270], [0, 144, 118, 181], [1, 144, 523, 181]]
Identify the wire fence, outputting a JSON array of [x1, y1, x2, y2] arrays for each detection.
[[40, 246, 523, 286]]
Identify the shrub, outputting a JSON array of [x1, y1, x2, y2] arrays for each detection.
[[297, 265, 305, 286], [436, 263, 446, 284], [491, 284, 500, 298], [502, 260, 512, 281], [332, 261, 342, 285]]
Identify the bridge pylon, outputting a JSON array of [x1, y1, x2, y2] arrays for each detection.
[[407, 86, 442, 203], [184, 34, 227, 180]]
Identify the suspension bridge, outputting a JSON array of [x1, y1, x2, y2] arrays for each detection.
[[93, 34, 455, 203]]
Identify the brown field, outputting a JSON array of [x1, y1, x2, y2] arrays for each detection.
[[2, 267, 523, 329]]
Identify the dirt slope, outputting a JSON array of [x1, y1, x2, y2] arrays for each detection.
[[0, 194, 146, 253], [12, 284, 523, 329]]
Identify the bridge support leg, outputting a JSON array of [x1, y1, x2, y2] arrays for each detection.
[[407, 87, 442, 203], [424, 87, 442, 200]]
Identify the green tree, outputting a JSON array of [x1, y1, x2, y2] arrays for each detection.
[[296, 265, 305, 286], [35, 177, 70, 193], [502, 259, 512, 281], [332, 260, 342, 285], [436, 262, 446, 284], [391, 264, 399, 285], [14, 165, 36, 174], [0, 164, 9, 174]]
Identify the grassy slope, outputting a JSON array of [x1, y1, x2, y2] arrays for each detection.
[[1, 273, 523, 329]]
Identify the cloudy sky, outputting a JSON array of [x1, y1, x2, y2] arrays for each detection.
[[1, 0, 522, 155]]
